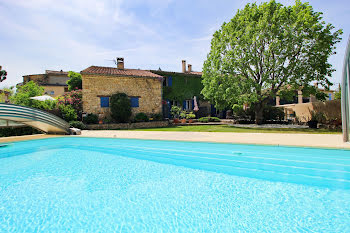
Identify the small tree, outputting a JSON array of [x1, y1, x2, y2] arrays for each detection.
[[202, 0, 342, 124], [0, 87, 14, 103], [11, 81, 44, 107], [67, 71, 82, 91], [110, 93, 132, 123], [335, 88, 341, 100]]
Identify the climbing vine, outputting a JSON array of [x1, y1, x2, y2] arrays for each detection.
[[153, 71, 203, 102]]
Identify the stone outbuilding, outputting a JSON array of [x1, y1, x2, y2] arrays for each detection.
[[80, 58, 163, 119], [22, 70, 70, 97]]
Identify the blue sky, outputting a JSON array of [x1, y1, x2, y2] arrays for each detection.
[[0, 0, 349, 89]]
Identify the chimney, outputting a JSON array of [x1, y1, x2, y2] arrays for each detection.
[[182, 60, 186, 73], [188, 64, 192, 72], [117, 57, 124, 69]]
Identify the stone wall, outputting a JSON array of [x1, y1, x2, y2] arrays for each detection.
[[279, 99, 341, 122], [82, 74, 162, 118], [86, 121, 169, 130], [42, 85, 66, 97]]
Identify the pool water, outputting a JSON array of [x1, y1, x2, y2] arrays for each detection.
[[0, 137, 349, 232]]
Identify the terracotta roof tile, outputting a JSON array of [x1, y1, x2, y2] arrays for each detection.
[[45, 70, 69, 75], [81, 66, 163, 79]]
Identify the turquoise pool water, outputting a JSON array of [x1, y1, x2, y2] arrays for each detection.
[[0, 137, 349, 232]]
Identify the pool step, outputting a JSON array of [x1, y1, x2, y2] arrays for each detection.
[[73, 145, 350, 190]]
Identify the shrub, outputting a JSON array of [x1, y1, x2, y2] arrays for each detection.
[[134, 112, 149, 122], [198, 117, 221, 123], [58, 104, 77, 122], [263, 106, 284, 121], [150, 113, 163, 121], [0, 126, 40, 137], [179, 111, 187, 119], [69, 121, 86, 129], [198, 117, 209, 123], [57, 89, 82, 114], [186, 112, 196, 119], [31, 99, 57, 111], [170, 106, 182, 119], [83, 113, 99, 124], [110, 93, 131, 123]]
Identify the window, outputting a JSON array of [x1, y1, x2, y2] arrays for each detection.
[[163, 76, 173, 87], [50, 91, 54, 95], [183, 100, 192, 110], [329, 93, 332, 100], [100, 97, 109, 108], [130, 97, 139, 107]]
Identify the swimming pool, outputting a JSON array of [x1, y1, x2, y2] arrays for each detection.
[[0, 137, 349, 232]]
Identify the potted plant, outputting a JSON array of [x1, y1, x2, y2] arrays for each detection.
[[186, 112, 196, 123], [170, 106, 182, 124], [307, 111, 325, 129], [180, 111, 187, 124]]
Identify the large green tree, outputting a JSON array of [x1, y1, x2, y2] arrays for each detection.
[[11, 81, 44, 107], [202, 0, 342, 124], [67, 71, 82, 91]]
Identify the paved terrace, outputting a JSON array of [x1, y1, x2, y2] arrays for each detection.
[[80, 130, 350, 149], [1, 131, 349, 149]]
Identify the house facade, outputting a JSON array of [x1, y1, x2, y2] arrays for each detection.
[[275, 84, 339, 122], [22, 70, 69, 97], [151, 60, 212, 118], [81, 58, 163, 119]]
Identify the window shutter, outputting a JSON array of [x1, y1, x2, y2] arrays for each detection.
[[168, 76, 172, 86], [192, 99, 194, 110], [100, 97, 109, 107], [131, 97, 139, 107], [183, 100, 186, 110]]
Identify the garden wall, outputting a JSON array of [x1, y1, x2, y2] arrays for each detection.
[[86, 121, 169, 130], [280, 99, 341, 122]]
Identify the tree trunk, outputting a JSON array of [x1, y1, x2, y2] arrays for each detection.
[[255, 104, 264, 125]]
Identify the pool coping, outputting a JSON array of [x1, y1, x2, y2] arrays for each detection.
[[1, 131, 350, 150], [79, 130, 350, 150], [0, 134, 63, 143]]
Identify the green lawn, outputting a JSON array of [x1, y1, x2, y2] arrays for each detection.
[[133, 125, 342, 134]]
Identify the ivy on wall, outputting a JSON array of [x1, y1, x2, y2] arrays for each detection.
[[152, 71, 203, 102]]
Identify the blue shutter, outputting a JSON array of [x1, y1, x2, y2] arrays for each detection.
[[100, 97, 109, 107], [183, 100, 186, 110], [131, 97, 139, 107], [191, 99, 194, 110], [329, 93, 332, 100], [168, 76, 172, 86]]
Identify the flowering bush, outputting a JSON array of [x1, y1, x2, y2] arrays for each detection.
[[57, 89, 82, 113]]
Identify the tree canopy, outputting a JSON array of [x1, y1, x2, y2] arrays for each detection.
[[67, 71, 82, 91], [11, 81, 44, 107], [201, 0, 342, 123], [0, 69, 7, 83]]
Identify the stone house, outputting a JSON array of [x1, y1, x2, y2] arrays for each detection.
[[274, 83, 339, 122], [22, 70, 69, 97], [81, 58, 163, 119], [151, 60, 213, 118]]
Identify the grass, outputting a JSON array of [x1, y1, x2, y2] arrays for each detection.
[[132, 124, 342, 134]]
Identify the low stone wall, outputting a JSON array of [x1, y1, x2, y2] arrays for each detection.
[[279, 100, 341, 123], [86, 121, 169, 130]]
